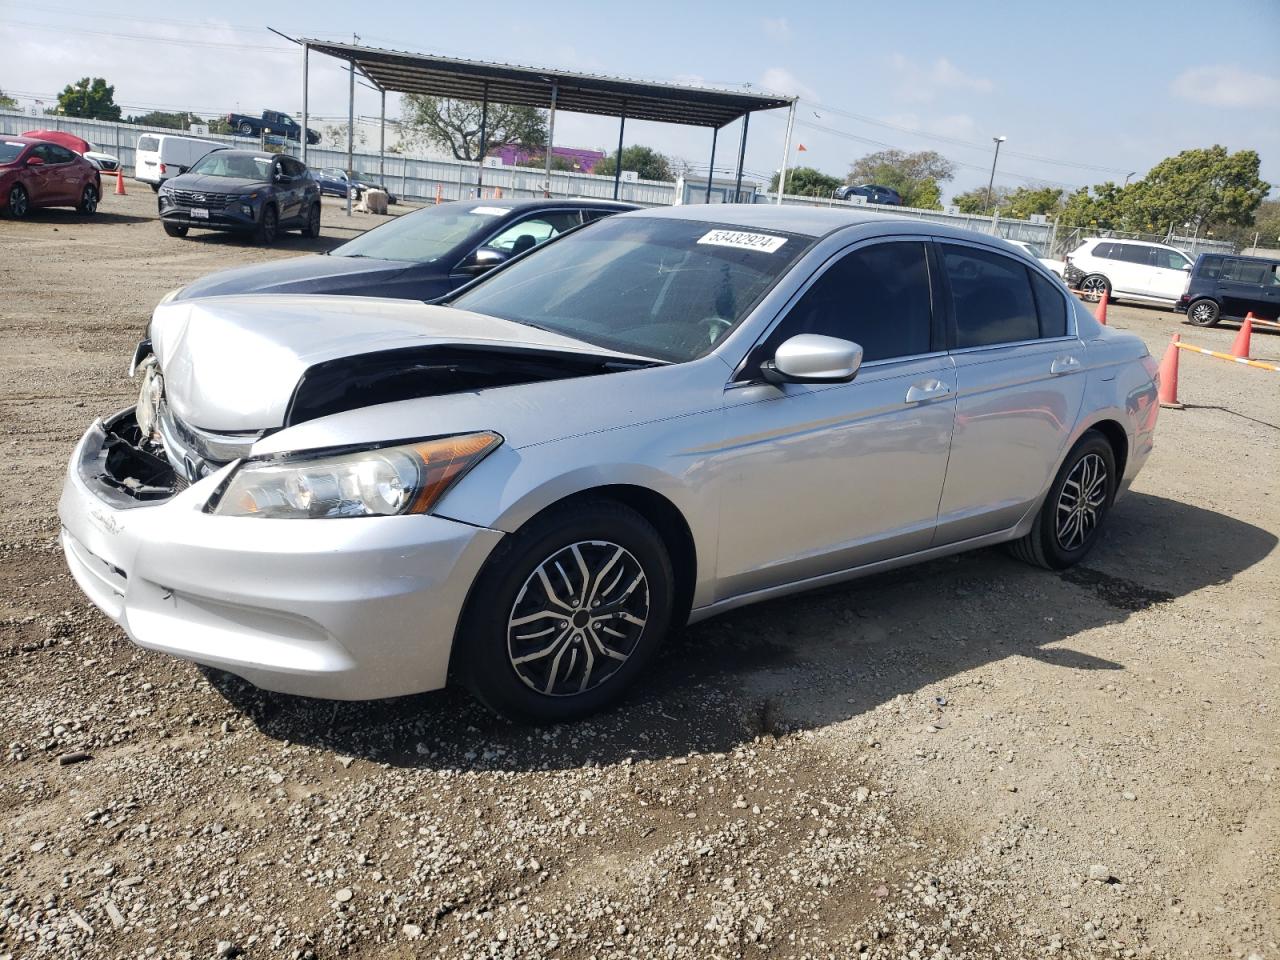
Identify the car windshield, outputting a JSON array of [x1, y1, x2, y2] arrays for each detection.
[[187, 152, 273, 179], [452, 217, 812, 363], [332, 203, 517, 263], [0, 141, 26, 164]]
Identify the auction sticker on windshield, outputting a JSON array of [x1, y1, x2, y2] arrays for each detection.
[[697, 229, 788, 254], [470, 206, 508, 217]]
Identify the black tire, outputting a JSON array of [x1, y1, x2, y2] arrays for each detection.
[[255, 204, 278, 245], [7, 184, 30, 218], [1009, 431, 1117, 570], [238, 121, 254, 136], [77, 183, 98, 215], [456, 500, 675, 723], [1186, 298, 1221, 326], [302, 202, 321, 238], [1079, 274, 1111, 302], [163, 222, 189, 238]]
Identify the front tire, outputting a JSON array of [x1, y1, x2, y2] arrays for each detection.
[[303, 202, 321, 238], [456, 500, 675, 723], [1079, 274, 1110, 302], [255, 204, 278, 245], [163, 222, 189, 238], [77, 183, 98, 215], [1186, 298, 1220, 326], [7, 184, 30, 218], [1009, 431, 1117, 570]]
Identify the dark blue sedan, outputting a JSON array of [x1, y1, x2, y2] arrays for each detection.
[[311, 166, 398, 205], [172, 197, 637, 302]]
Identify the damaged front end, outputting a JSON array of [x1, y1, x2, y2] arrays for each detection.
[[78, 408, 187, 509]]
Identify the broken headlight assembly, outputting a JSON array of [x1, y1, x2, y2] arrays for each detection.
[[134, 355, 165, 442], [209, 432, 502, 519]]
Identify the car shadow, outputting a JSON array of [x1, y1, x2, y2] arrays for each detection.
[[207, 492, 1276, 771], [15, 209, 153, 227], [173, 229, 349, 254]]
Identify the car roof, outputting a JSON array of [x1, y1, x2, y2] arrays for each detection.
[[1196, 251, 1278, 264], [1083, 237, 1180, 249], [614, 202, 934, 239], [449, 197, 638, 212], [3, 136, 40, 147]]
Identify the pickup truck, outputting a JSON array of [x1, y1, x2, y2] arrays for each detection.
[[226, 110, 321, 145]]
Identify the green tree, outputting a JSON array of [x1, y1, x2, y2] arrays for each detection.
[[127, 110, 200, 130], [207, 117, 233, 136], [769, 166, 842, 197], [952, 185, 1012, 214], [401, 95, 546, 162], [846, 149, 955, 209], [1123, 146, 1270, 234], [0, 88, 16, 110], [1058, 182, 1128, 230], [322, 123, 367, 150], [56, 77, 121, 121], [1004, 185, 1063, 219], [595, 145, 672, 182]]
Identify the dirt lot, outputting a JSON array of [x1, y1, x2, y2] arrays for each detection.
[[1, 188, 1277, 960]]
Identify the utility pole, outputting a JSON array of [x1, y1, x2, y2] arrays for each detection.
[[346, 32, 358, 217], [985, 135, 1006, 214]]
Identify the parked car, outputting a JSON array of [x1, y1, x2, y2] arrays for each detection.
[[21, 129, 120, 172], [158, 149, 321, 244], [0, 136, 101, 218], [59, 206, 1158, 721], [226, 110, 321, 145], [134, 134, 221, 190], [835, 183, 902, 205], [169, 198, 635, 301], [311, 166, 398, 204], [1063, 238, 1192, 306], [1008, 239, 1065, 278], [1175, 252, 1280, 325]]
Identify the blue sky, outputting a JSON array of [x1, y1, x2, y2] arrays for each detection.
[[4, 0, 1277, 198]]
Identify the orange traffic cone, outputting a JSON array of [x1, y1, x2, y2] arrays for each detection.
[[1157, 334, 1182, 409], [1094, 290, 1108, 326], [434, 183, 443, 205], [114, 168, 126, 196], [1230, 313, 1254, 359]]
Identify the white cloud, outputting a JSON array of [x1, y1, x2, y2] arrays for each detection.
[[889, 53, 993, 103], [762, 18, 790, 41], [759, 67, 817, 103], [1171, 65, 1280, 108]]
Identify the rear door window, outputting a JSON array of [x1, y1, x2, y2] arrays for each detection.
[[1198, 255, 1224, 279], [1223, 260, 1270, 285], [1115, 244, 1150, 264], [1148, 247, 1190, 270], [1092, 242, 1116, 259], [1029, 271, 1068, 338], [942, 243, 1039, 348]]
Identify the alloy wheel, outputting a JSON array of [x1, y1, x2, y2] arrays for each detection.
[[1079, 276, 1108, 301], [82, 185, 98, 214], [9, 185, 28, 217], [1055, 452, 1108, 551], [506, 540, 649, 697], [1190, 301, 1216, 324]]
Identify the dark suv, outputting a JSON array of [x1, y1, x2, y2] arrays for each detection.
[[158, 149, 321, 244], [1176, 253, 1280, 325], [835, 183, 902, 205]]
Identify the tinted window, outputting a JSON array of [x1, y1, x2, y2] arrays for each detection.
[[942, 244, 1039, 347], [1149, 247, 1190, 270], [1092, 242, 1116, 259], [1198, 255, 1224, 279], [1030, 271, 1068, 338], [137, 136, 159, 152], [753, 242, 933, 368], [280, 157, 305, 178], [1116, 244, 1149, 264], [453, 217, 810, 363], [1223, 259, 1270, 285]]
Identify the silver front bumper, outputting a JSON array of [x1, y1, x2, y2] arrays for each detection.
[[58, 413, 504, 699]]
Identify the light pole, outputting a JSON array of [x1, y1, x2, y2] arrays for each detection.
[[985, 135, 1006, 214], [1123, 171, 1136, 186]]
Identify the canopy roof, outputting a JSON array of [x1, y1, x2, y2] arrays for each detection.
[[301, 39, 795, 128]]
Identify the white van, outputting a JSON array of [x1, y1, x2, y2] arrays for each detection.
[[134, 134, 221, 190], [1065, 238, 1193, 306]]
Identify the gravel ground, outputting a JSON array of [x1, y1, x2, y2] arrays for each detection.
[[1, 189, 1277, 960]]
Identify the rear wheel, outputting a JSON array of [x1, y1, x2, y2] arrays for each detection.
[[255, 204, 278, 245], [163, 222, 189, 238], [77, 183, 98, 215], [7, 184, 30, 218], [238, 121, 254, 136], [1187, 298, 1220, 326], [456, 500, 674, 723], [1009, 431, 1117, 570], [302, 202, 321, 238], [1079, 274, 1110, 302]]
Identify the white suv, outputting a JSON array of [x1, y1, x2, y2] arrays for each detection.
[[1065, 238, 1192, 306]]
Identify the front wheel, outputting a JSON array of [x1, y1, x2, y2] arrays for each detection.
[[1079, 274, 1110, 302], [456, 500, 675, 723], [7, 184, 30, 218], [302, 202, 321, 238], [1009, 431, 1117, 570], [255, 205, 278, 245], [1186, 298, 1220, 326], [78, 183, 98, 215], [163, 222, 189, 238]]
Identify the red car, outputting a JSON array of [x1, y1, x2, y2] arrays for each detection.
[[0, 136, 101, 218]]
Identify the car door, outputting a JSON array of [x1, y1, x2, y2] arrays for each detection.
[[1107, 243, 1152, 296], [934, 241, 1086, 544], [1143, 246, 1192, 302], [1219, 258, 1275, 320], [714, 238, 957, 599], [26, 144, 64, 203], [273, 158, 300, 222]]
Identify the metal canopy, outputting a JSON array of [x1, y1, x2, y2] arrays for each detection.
[[299, 39, 794, 128]]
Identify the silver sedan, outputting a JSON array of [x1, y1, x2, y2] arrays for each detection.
[[59, 205, 1160, 721]]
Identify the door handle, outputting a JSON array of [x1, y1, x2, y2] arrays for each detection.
[[904, 379, 952, 403], [1050, 355, 1082, 376]]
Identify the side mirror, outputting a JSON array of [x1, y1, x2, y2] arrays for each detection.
[[1180, 263, 1191, 271], [761, 334, 863, 385], [458, 248, 509, 275], [26, 155, 44, 167]]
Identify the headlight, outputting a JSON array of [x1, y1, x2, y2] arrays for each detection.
[[135, 357, 164, 441], [211, 433, 502, 519]]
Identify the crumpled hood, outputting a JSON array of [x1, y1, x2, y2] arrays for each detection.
[[172, 255, 416, 300], [149, 294, 645, 432]]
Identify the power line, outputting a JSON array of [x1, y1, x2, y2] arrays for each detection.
[[6, 19, 295, 53]]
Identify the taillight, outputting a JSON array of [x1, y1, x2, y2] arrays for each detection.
[[159, 163, 166, 174]]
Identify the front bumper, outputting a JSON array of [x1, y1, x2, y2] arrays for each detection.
[[58, 411, 504, 699], [158, 195, 260, 231]]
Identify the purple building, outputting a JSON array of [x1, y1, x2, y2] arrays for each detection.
[[492, 143, 606, 173]]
